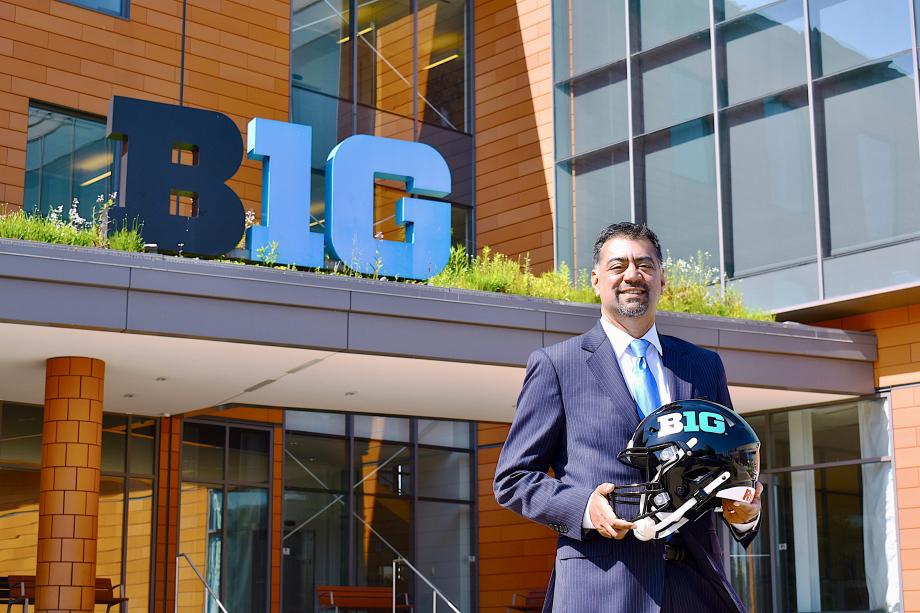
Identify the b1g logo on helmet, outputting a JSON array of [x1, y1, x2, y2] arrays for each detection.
[[656, 410, 727, 437]]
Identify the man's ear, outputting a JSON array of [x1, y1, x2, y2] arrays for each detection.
[[591, 268, 600, 295]]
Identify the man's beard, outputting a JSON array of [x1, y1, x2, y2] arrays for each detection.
[[616, 286, 649, 318]]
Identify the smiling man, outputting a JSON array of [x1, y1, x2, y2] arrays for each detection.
[[494, 222, 762, 612]]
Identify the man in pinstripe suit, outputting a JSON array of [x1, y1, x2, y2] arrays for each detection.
[[494, 222, 762, 612]]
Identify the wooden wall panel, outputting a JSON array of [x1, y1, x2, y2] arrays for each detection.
[[0, 0, 290, 225], [474, 0, 555, 273], [477, 422, 555, 613]]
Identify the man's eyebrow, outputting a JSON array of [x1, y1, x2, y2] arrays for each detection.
[[605, 256, 656, 265]]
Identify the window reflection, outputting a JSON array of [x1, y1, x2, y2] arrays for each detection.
[[635, 0, 709, 50], [356, 0, 414, 118], [638, 35, 713, 134], [291, 0, 352, 100], [418, 0, 466, 131], [571, 0, 627, 76]]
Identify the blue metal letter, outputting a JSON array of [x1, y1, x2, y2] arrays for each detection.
[[107, 96, 245, 256], [325, 135, 452, 280], [246, 118, 323, 267]]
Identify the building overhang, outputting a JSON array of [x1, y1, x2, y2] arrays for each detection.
[[0, 240, 877, 421]]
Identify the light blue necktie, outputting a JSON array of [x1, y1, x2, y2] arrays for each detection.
[[629, 339, 661, 418]]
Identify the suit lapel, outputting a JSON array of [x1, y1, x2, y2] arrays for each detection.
[[661, 335, 693, 401], [582, 321, 641, 427]]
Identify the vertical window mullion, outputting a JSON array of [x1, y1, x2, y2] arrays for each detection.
[[801, 0, 827, 300]]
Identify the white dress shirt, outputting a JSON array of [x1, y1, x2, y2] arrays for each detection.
[[582, 317, 757, 532]]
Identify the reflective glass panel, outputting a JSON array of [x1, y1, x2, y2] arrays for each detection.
[[97, 476, 124, 594], [0, 403, 42, 467], [287, 410, 347, 437], [177, 484, 222, 613], [720, 0, 778, 20], [66, 0, 124, 16], [355, 495, 412, 597], [418, 419, 471, 448], [820, 56, 920, 256], [416, 123, 474, 206], [719, 0, 806, 106], [451, 205, 473, 254], [129, 418, 156, 475], [572, 65, 629, 155], [811, 404, 860, 463], [291, 0, 351, 99], [283, 490, 347, 613], [810, 0, 911, 77], [636, 0, 709, 50], [125, 478, 154, 611], [182, 422, 225, 482], [285, 432, 347, 491], [357, 0, 414, 118], [573, 149, 631, 273], [728, 262, 819, 311], [639, 38, 713, 134], [415, 502, 471, 613], [354, 415, 410, 442], [102, 413, 128, 473], [556, 164, 575, 270], [0, 468, 39, 575], [354, 440, 411, 496], [641, 119, 719, 265], [418, 0, 466, 131], [724, 93, 815, 275], [225, 487, 269, 612], [228, 428, 270, 484], [24, 106, 116, 221], [726, 478, 770, 612], [417, 448, 470, 501], [572, 0, 627, 75]]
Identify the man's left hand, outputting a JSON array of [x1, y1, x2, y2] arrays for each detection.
[[722, 481, 763, 524]]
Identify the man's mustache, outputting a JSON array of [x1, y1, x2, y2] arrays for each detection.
[[616, 284, 648, 296]]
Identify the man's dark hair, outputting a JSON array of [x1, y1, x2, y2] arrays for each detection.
[[592, 222, 663, 267]]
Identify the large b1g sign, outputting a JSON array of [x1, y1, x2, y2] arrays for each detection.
[[106, 96, 452, 280]]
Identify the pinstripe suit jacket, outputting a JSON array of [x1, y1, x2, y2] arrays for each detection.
[[493, 321, 756, 612]]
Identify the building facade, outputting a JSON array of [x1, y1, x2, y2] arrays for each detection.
[[0, 1, 916, 613]]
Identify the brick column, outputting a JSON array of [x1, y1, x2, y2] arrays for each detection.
[[37, 357, 105, 613]]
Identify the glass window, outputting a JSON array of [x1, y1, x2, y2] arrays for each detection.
[[0, 403, 42, 467], [724, 92, 815, 275], [291, 0, 351, 100], [418, 0, 466, 131], [282, 490, 347, 613], [225, 487, 269, 612], [0, 468, 39, 575], [354, 415, 410, 442], [357, 0, 414, 119], [129, 418, 156, 475], [719, 0, 779, 20], [818, 55, 920, 292], [417, 448, 470, 501], [572, 148, 631, 273], [635, 0, 710, 50], [287, 410, 347, 437], [182, 422, 225, 482], [415, 124, 474, 206], [418, 419, 471, 448], [810, 0, 912, 77], [638, 37, 713, 134], [571, 65, 629, 155], [125, 478, 154, 611], [415, 501, 471, 612], [97, 476, 125, 590], [285, 433, 347, 491], [355, 495, 412, 594], [102, 413, 128, 473], [719, 0, 806, 106], [728, 263, 820, 311], [556, 165, 575, 270], [639, 119, 719, 265], [354, 440, 411, 496], [24, 105, 117, 221], [228, 428, 270, 484], [571, 0, 627, 76], [64, 0, 126, 17]]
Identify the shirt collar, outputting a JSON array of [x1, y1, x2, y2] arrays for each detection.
[[599, 317, 663, 360]]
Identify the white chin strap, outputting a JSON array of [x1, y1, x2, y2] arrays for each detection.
[[631, 470, 732, 541]]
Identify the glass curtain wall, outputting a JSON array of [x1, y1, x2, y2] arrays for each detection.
[[178, 422, 270, 613], [290, 0, 473, 255], [0, 404, 157, 612], [282, 410, 474, 613], [725, 398, 899, 612], [553, 0, 920, 310]]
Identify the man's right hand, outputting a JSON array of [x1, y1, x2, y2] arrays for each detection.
[[590, 483, 635, 539]]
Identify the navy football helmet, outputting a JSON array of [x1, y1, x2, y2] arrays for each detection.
[[609, 399, 760, 541]]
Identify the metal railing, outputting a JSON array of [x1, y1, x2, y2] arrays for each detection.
[[391, 557, 462, 613], [175, 553, 230, 613]]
